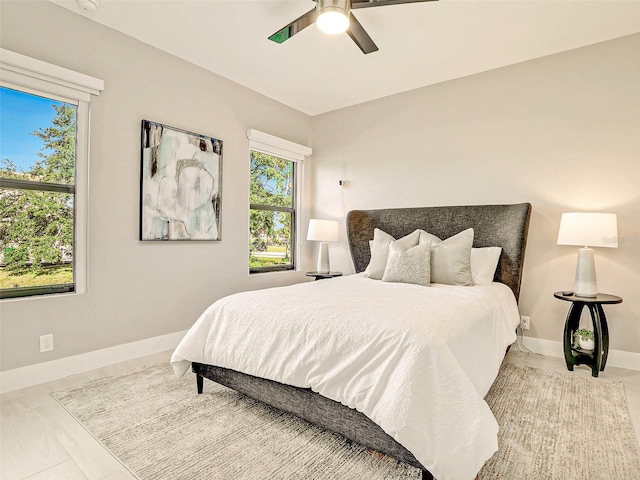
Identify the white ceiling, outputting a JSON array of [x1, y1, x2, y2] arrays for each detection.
[[51, 0, 640, 116]]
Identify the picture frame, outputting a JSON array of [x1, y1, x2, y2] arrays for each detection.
[[140, 120, 222, 241]]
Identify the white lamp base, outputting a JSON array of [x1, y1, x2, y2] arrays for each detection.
[[574, 247, 598, 297], [316, 242, 330, 274]]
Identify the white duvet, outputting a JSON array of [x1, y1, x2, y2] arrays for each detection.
[[171, 274, 520, 480]]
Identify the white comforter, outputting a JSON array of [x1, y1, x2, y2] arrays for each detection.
[[171, 274, 520, 480]]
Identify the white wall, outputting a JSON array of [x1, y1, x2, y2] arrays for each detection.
[[2, 1, 638, 373], [0, 1, 313, 371], [310, 34, 640, 355]]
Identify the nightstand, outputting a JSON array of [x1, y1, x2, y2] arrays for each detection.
[[305, 271, 342, 281], [554, 291, 622, 377]]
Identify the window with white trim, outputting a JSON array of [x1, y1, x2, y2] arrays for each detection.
[[0, 49, 103, 299], [247, 129, 311, 274]]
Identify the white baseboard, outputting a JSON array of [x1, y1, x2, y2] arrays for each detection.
[[2, 330, 638, 394], [0, 330, 187, 394], [521, 336, 640, 371]]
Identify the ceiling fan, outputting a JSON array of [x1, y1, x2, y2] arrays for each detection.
[[269, 0, 438, 54]]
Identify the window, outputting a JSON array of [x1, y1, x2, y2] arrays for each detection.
[[0, 88, 77, 297], [0, 49, 103, 299], [250, 151, 296, 272], [247, 129, 311, 274]]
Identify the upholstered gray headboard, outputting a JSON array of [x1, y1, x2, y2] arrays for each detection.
[[346, 203, 532, 301]]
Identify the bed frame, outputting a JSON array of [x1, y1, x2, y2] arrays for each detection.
[[193, 202, 532, 479]]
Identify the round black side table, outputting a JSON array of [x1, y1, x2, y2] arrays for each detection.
[[305, 271, 342, 281], [554, 291, 622, 377]]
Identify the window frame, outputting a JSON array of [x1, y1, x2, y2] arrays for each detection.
[[0, 49, 103, 299], [249, 152, 297, 273], [247, 129, 311, 275], [0, 170, 76, 298]]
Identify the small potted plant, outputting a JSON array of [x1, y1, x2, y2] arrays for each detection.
[[573, 328, 595, 352]]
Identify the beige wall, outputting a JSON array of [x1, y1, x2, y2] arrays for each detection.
[[1, 1, 638, 372], [310, 34, 640, 355], [0, 1, 313, 371]]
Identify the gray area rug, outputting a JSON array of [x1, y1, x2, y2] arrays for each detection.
[[52, 362, 640, 480]]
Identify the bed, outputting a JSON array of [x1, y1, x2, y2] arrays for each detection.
[[171, 203, 531, 480]]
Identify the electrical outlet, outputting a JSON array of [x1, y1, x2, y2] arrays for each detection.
[[40, 334, 54, 352], [520, 316, 530, 330]]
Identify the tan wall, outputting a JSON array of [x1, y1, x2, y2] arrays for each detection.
[[310, 34, 640, 354], [2, 2, 638, 371], [0, 1, 313, 371]]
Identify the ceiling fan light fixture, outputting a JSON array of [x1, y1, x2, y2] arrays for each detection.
[[317, 0, 351, 35]]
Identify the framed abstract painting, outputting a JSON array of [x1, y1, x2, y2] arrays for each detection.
[[140, 120, 222, 241]]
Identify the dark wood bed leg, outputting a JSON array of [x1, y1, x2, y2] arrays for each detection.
[[196, 373, 203, 394], [421, 470, 433, 480]]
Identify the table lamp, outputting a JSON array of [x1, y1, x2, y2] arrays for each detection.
[[557, 212, 618, 297], [307, 219, 339, 274]]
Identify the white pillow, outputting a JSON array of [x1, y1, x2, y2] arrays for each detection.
[[365, 229, 420, 280], [470, 247, 502, 285], [418, 229, 440, 245], [381, 240, 432, 286], [420, 228, 474, 286]]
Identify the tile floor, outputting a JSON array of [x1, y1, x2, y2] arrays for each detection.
[[1, 348, 638, 479]]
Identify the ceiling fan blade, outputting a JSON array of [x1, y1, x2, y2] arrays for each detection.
[[268, 8, 318, 44], [346, 12, 379, 54], [352, 0, 438, 10]]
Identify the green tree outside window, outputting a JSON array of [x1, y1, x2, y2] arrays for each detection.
[[249, 151, 295, 272], [0, 91, 76, 296]]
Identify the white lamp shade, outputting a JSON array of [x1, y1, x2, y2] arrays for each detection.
[[557, 212, 617, 298], [557, 213, 618, 248], [307, 219, 339, 242]]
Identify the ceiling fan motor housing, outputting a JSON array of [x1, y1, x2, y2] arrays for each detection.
[[317, 0, 352, 13]]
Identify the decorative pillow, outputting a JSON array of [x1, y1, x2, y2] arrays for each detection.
[[423, 228, 474, 286], [418, 229, 440, 245], [365, 228, 420, 280], [381, 240, 431, 286], [470, 247, 502, 285]]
